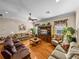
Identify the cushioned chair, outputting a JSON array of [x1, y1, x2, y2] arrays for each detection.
[[51, 38, 59, 46]]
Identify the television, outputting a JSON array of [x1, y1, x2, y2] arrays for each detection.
[[40, 29, 48, 35]]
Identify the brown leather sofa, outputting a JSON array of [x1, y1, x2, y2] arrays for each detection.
[[1, 40, 31, 59]]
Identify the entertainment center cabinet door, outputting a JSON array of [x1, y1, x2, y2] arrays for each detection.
[[38, 35, 51, 43], [38, 35, 45, 41], [47, 36, 51, 43]]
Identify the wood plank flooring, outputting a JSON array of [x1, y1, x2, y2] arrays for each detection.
[[0, 45, 3, 59], [0, 39, 55, 59], [22, 40, 55, 59]]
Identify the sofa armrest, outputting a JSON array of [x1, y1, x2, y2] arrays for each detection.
[[51, 39, 59, 46], [1, 50, 12, 59], [51, 49, 66, 59], [48, 55, 56, 59], [1, 50, 12, 56]]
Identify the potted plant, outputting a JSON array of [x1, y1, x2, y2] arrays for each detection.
[[30, 27, 36, 35], [62, 27, 75, 43]]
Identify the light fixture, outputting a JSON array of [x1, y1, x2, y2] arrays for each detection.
[[11, 32, 14, 34], [56, 0, 60, 3], [5, 11, 8, 14], [28, 20, 32, 23], [46, 11, 50, 14]]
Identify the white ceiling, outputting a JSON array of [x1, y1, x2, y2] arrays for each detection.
[[0, 0, 79, 21]]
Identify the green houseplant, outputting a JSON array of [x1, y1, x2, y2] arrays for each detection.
[[30, 27, 36, 35], [62, 27, 75, 43]]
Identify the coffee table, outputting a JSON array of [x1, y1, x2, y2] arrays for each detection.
[[30, 37, 41, 46]]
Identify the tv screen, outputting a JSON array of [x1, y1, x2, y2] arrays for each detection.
[[40, 29, 47, 35]]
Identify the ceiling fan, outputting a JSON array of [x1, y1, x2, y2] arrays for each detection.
[[28, 13, 37, 21]]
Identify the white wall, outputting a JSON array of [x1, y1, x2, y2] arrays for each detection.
[[39, 12, 76, 36], [76, 9, 79, 29], [76, 9, 79, 44], [0, 18, 33, 37], [39, 12, 76, 28]]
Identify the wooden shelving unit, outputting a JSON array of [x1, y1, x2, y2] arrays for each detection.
[[38, 25, 51, 43]]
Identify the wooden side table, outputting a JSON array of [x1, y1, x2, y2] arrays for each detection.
[[30, 37, 41, 46]]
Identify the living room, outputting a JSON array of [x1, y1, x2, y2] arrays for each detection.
[[0, 0, 79, 59]]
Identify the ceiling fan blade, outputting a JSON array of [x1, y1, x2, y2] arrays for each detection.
[[28, 13, 37, 21], [33, 19, 37, 21], [28, 17, 37, 21]]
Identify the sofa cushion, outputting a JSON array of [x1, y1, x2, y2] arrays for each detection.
[[4, 38, 14, 46], [12, 47, 30, 59], [70, 42, 77, 48], [51, 49, 66, 59], [55, 44, 66, 53], [66, 47, 79, 59], [72, 55, 79, 59], [12, 46, 17, 53], [4, 45, 17, 55]]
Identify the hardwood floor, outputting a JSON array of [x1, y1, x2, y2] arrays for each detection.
[[22, 40, 55, 59], [0, 39, 55, 59], [0, 45, 3, 59]]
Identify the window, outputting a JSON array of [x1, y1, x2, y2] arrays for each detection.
[[54, 19, 68, 35]]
